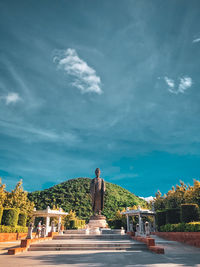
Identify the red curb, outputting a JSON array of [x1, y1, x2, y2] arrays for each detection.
[[8, 232, 59, 255]]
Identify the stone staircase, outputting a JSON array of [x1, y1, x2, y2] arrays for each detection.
[[28, 234, 147, 251]]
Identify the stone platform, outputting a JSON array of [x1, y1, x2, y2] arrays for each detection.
[[87, 215, 108, 229]]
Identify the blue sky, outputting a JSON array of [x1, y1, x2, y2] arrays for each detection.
[[1, 0, 200, 197]]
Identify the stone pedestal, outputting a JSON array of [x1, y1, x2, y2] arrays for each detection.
[[87, 215, 108, 229]]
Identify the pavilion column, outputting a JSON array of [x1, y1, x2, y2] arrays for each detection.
[[153, 215, 156, 232], [58, 216, 61, 233], [32, 216, 35, 226], [139, 214, 143, 235], [46, 216, 50, 236], [126, 215, 130, 232]]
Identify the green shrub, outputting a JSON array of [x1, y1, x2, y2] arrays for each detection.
[[108, 219, 126, 229], [18, 213, 27, 227], [0, 225, 28, 233], [0, 206, 3, 224], [185, 222, 200, 232], [181, 204, 199, 223], [69, 219, 85, 229], [160, 222, 200, 232], [15, 226, 28, 233], [166, 208, 181, 224], [1, 208, 19, 227], [156, 210, 166, 229]]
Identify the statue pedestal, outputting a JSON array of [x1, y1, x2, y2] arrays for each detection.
[[87, 215, 108, 229]]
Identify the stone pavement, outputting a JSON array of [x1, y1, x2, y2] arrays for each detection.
[[0, 240, 20, 255], [0, 235, 200, 267]]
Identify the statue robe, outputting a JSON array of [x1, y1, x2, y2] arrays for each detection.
[[90, 177, 106, 214]]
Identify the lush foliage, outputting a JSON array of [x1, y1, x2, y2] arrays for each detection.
[[1, 208, 19, 227], [154, 180, 200, 230], [3, 180, 34, 215], [160, 222, 200, 232], [156, 210, 166, 228], [0, 225, 28, 233], [181, 204, 199, 223], [0, 178, 6, 206], [28, 178, 146, 220], [64, 210, 85, 229], [18, 213, 28, 227], [0, 179, 34, 231], [166, 208, 181, 224], [68, 219, 85, 229], [107, 210, 127, 229], [64, 210, 76, 229], [154, 180, 200, 210], [0, 206, 3, 225]]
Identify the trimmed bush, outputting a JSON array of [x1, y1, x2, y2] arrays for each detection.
[[181, 204, 199, 223], [18, 213, 27, 227], [0, 206, 3, 225], [166, 208, 181, 224], [0, 225, 28, 233], [1, 208, 19, 227], [69, 219, 85, 229], [156, 210, 166, 229], [160, 222, 200, 232], [108, 219, 126, 229], [185, 222, 200, 232]]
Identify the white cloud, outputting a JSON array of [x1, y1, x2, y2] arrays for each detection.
[[5, 92, 20, 104], [139, 196, 154, 202], [53, 48, 102, 94], [164, 77, 175, 89], [0, 92, 21, 105], [193, 38, 200, 43], [178, 77, 192, 93], [164, 76, 192, 94]]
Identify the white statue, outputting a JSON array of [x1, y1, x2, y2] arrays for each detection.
[[136, 223, 140, 236], [145, 221, 150, 236], [41, 224, 46, 238], [51, 221, 55, 232], [27, 222, 33, 239]]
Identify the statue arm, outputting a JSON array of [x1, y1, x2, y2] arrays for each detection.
[[102, 179, 106, 192], [90, 180, 95, 203]]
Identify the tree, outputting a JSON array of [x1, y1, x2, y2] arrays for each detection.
[[0, 178, 6, 206], [4, 180, 34, 215], [184, 180, 200, 206], [154, 190, 165, 210], [165, 181, 187, 209]]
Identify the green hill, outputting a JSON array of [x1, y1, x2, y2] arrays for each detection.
[[28, 178, 146, 220]]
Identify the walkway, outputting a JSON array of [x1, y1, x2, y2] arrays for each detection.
[[0, 235, 200, 266]]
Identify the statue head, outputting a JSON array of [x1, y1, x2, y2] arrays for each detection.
[[95, 168, 100, 178]]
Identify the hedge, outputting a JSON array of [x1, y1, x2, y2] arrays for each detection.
[[69, 219, 85, 229], [1, 208, 19, 227], [0, 206, 3, 225], [0, 225, 28, 233], [108, 219, 126, 229], [166, 208, 181, 224], [160, 222, 200, 232], [156, 210, 166, 229], [18, 213, 27, 227], [181, 204, 199, 223]]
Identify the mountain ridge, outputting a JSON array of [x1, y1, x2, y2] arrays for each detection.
[[28, 177, 146, 220]]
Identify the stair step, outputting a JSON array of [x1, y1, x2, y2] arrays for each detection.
[[28, 246, 147, 251], [30, 243, 145, 248], [53, 234, 129, 240]]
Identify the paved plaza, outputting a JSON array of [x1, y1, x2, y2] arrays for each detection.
[[0, 236, 200, 267]]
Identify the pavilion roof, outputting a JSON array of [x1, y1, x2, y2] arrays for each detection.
[[121, 208, 155, 216], [33, 206, 68, 217]]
